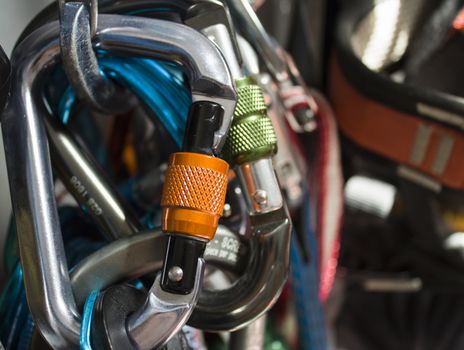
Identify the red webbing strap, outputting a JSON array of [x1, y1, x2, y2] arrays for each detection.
[[329, 56, 464, 191], [310, 90, 344, 302]]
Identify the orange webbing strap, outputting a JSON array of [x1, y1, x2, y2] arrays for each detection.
[[329, 55, 464, 191]]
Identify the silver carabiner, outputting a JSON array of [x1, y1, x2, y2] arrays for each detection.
[[3, 14, 235, 349], [224, 0, 318, 132], [238, 36, 307, 210]]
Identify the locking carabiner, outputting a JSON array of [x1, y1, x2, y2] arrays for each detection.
[[223, 0, 318, 132], [69, 225, 246, 309], [156, 0, 243, 298], [238, 36, 307, 211], [188, 75, 292, 331], [2, 14, 235, 349]]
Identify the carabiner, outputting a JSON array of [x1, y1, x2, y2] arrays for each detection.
[[3, 14, 235, 349], [184, 0, 243, 79], [238, 36, 307, 210], [224, 0, 288, 81], [187, 76, 292, 331], [70, 226, 244, 349], [17, 0, 238, 151], [70, 226, 245, 309], [44, 116, 143, 240], [224, 0, 318, 132]]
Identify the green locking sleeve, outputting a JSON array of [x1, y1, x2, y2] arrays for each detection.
[[223, 77, 278, 165]]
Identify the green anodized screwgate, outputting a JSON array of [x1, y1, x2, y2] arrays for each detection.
[[224, 77, 278, 164]]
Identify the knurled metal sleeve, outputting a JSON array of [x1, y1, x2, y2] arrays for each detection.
[[223, 78, 278, 165], [161, 152, 229, 240]]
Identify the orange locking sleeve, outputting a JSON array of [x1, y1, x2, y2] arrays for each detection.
[[161, 152, 229, 241]]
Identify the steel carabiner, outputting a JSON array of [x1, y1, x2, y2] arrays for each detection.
[[223, 0, 318, 132], [2, 14, 235, 349]]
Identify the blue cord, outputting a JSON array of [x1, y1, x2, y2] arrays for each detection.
[[17, 315, 34, 350], [58, 86, 76, 125], [58, 57, 191, 147], [136, 58, 190, 104], [290, 191, 328, 350], [80, 290, 99, 350]]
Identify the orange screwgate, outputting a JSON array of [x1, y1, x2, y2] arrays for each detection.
[[161, 152, 229, 241], [160, 101, 231, 294]]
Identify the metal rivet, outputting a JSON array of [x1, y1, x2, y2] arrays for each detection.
[[223, 203, 232, 218], [168, 266, 183, 282], [253, 190, 268, 206]]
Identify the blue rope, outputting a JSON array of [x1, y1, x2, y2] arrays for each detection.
[[80, 291, 99, 350], [58, 57, 190, 147], [290, 191, 328, 350]]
